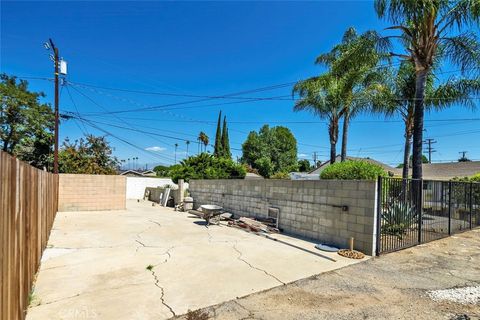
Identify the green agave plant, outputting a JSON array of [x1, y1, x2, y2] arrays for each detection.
[[381, 201, 418, 237]]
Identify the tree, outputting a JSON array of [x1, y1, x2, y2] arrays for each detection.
[[241, 125, 298, 178], [374, 0, 480, 179], [153, 165, 170, 177], [298, 159, 312, 172], [0, 74, 55, 169], [198, 131, 209, 152], [58, 135, 119, 174], [293, 74, 344, 164], [373, 61, 480, 178], [221, 116, 231, 159], [169, 153, 246, 183], [315, 27, 389, 161], [213, 111, 223, 157]]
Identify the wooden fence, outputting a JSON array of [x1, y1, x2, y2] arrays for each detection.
[[0, 151, 59, 320]]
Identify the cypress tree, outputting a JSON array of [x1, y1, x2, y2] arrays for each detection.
[[213, 111, 223, 157], [221, 116, 231, 159]]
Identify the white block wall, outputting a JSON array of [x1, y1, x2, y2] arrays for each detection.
[[126, 177, 174, 199]]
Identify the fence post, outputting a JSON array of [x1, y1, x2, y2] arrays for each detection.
[[448, 181, 452, 235], [178, 179, 185, 205], [418, 179, 423, 244], [470, 182, 473, 230], [375, 176, 382, 256]]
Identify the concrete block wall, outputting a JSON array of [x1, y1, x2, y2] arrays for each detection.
[[189, 179, 378, 255], [59, 174, 126, 211]]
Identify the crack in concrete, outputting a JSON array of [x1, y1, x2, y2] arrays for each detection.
[[149, 219, 162, 227], [232, 243, 285, 285], [233, 300, 257, 320], [205, 225, 240, 245], [32, 282, 149, 308], [153, 246, 174, 266], [148, 268, 176, 317], [135, 219, 164, 252]]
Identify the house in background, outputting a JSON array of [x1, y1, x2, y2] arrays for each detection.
[[141, 170, 157, 177], [119, 169, 158, 177], [393, 161, 480, 180]]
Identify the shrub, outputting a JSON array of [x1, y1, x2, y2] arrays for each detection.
[[169, 153, 246, 183], [320, 160, 387, 180], [470, 173, 480, 182], [270, 171, 290, 179]]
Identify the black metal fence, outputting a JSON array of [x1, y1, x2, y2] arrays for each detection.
[[376, 177, 480, 255]]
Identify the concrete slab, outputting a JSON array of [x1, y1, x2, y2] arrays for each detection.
[[26, 200, 368, 320]]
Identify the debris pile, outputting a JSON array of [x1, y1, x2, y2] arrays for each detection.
[[229, 217, 279, 233], [428, 286, 480, 305]]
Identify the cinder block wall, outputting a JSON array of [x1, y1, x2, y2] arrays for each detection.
[[189, 179, 378, 255], [59, 174, 126, 211]]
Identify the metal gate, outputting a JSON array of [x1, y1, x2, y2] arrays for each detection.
[[376, 177, 480, 255]]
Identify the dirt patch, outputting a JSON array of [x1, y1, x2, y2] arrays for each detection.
[[174, 229, 480, 320]]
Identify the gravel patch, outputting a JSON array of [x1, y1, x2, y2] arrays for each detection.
[[428, 286, 480, 305]]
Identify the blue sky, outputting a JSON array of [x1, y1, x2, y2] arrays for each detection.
[[2, 1, 480, 169]]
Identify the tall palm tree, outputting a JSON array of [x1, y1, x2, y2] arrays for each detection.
[[198, 131, 209, 152], [373, 61, 480, 179], [374, 0, 480, 179], [186, 140, 190, 157], [174, 143, 178, 164], [293, 74, 345, 164], [316, 27, 390, 161]]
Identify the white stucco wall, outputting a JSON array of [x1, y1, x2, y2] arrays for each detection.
[[126, 177, 174, 199]]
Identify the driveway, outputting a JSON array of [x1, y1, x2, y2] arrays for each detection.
[[26, 200, 366, 320], [176, 229, 480, 320]]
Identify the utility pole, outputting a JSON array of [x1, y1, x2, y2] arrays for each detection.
[[186, 140, 190, 157], [423, 138, 437, 163], [459, 151, 470, 162], [313, 152, 318, 168], [47, 39, 60, 174]]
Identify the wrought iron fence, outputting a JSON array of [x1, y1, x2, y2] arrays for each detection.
[[376, 177, 480, 255]]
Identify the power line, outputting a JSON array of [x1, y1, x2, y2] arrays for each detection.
[[65, 84, 89, 135], [74, 116, 176, 164], [79, 115, 480, 125], [67, 84, 178, 152], [68, 80, 294, 101]]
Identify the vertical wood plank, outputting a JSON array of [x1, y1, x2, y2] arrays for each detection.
[[0, 151, 58, 320]]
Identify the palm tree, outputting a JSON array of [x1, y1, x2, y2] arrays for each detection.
[[174, 143, 178, 164], [374, 0, 480, 179], [315, 27, 390, 161], [293, 74, 345, 164], [198, 131, 209, 152], [373, 61, 480, 179]]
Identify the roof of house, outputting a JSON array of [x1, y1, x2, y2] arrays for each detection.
[[393, 161, 480, 180], [119, 170, 144, 176], [309, 156, 395, 175], [244, 172, 264, 180]]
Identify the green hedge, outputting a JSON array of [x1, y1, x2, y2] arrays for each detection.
[[320, 160, 387, 180], [471, 173, 480, 182], [169, 153, 246, 183]]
